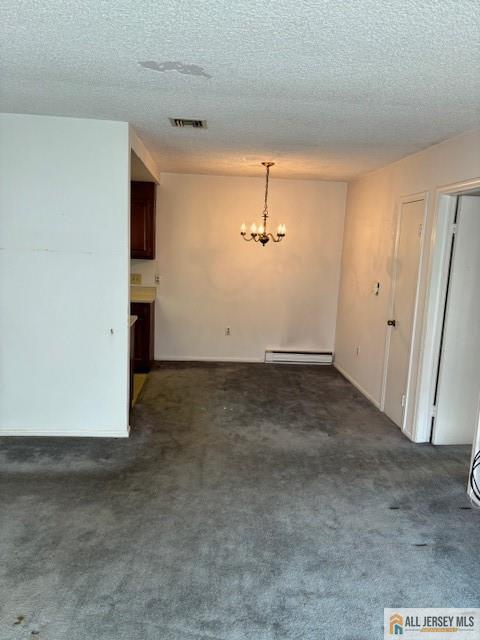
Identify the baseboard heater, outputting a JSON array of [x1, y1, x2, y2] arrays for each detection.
[[265, 350, 333, 365]]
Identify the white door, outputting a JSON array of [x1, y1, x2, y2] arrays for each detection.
[[384, 199, 425, 427], [432, 196, 480, 445]]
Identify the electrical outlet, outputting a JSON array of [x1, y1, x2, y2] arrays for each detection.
[[154, 275, 160, 285], [355, 345, 360, 356], [131, 273, 142, 285], [225, 327, 231, 336]]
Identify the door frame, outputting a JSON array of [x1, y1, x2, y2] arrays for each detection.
[[381, 193, 428, 437], [411, 177, 480, 442]]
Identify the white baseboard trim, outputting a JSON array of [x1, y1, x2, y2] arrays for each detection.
[[0, 425, 130, 438], [155, 356, 264, 363], [334, 362, 382, 410]]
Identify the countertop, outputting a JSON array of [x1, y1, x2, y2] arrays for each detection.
[[130, 286, 156, 303]]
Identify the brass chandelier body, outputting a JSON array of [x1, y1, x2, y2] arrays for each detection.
[[240, 162, 286, 245]]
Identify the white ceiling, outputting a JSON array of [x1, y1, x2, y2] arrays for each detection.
[[2, 0, 479, 180]]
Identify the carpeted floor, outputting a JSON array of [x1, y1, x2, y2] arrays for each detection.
[[0, 363, 478, 640]]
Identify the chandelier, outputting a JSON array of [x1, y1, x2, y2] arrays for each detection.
[[240, 162, 286, 245]]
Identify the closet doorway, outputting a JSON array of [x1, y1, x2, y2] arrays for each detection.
[[383, 197, 426, 430], [431, 195, 480, 444]]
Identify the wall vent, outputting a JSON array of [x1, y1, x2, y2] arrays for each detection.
[[265, 350, 333, 365], [169, 118, 207, 129]]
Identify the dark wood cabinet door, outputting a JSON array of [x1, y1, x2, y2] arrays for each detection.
[[131, 302, 155, 373], [131, 181, 156, 259]]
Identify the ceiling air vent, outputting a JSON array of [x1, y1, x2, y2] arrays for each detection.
[[169, 118, 207, 129]]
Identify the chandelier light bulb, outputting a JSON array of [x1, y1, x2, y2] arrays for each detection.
[[251, 223, 257, 234], [258, 224, 265, 234], [240, 222, 247, 235]]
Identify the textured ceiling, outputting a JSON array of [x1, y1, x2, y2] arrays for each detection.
[[1, 0, 479, 180]]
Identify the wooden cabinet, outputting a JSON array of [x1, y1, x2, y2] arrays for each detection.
[[130, 301, 155, 372], [131, 181, 156, 259]]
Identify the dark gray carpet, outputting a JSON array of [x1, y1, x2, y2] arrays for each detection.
[[0, 363, 478, 640]]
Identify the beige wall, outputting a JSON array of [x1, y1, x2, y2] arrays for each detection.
[[141, 173, 346, 361], [335, 129, 480, 406]]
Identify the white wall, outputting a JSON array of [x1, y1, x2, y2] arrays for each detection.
[[129, 127, 161, 184], [139, 173, 346, 361], [0, 113, 130, 436], [335, 129, 480, 410]]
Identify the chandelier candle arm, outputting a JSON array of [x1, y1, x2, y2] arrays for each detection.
[[240, 162, 286, 246]]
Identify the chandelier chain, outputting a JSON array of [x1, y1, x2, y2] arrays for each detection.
[[263, 163, 270, 215]]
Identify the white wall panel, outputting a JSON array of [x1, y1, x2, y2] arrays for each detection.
[[0, 114, 130, 436]]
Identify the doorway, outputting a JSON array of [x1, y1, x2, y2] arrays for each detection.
[[431, 195, 480, 444], [389, 179, 480, 503], [384, 198, 426, 429]]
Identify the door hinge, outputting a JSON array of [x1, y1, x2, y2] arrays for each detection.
[[401, 393, 406, 407], [451, 223, 457, 235], [418, 223, 423, 238], [431, 405, 437, 417]]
